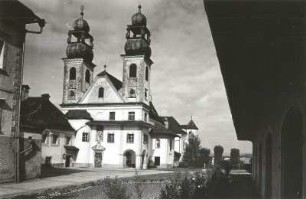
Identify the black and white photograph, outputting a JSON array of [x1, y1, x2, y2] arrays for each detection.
[[0, 0, 304, 198]]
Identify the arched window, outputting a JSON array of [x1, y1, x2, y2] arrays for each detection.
[[69, 67, 76, 80], [85, 70, 90, 83], [98, 87, 104, 98], [145, 66, 149, 81], [129, 64, 137, 78]]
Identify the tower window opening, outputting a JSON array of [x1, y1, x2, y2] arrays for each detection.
[[69, 67, 76, 80], [85, 70, 90, 83], [98, 87, 104, 98], [129, 64, 137, 78], [145, 66, 149, 81]]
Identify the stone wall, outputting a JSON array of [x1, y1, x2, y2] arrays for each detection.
[[0, 136, 15, 183]]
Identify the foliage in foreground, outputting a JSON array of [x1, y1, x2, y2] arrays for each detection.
[[159, 171, 209, 199], [101, 177, 130, 199]]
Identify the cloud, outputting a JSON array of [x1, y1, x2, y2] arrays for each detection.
[[20, 0, 252, 154]]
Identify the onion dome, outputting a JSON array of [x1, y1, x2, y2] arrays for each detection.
[[73, 18, 90, 33], [125, 39, 151, 57], [124, 5, 151, 58], [66, 42, 93, 62], [66, 6, 94, 63], [132, 5, 146, 26]]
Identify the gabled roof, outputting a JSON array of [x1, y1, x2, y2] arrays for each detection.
[[65, 110, 92, 120], [97, 71, 122, 90], [20, 94, 74, 132], [160, 116, 186, 135], [150, 122, 179, 138], [149, 102, 164, 125], [181, 119, 198, 130]]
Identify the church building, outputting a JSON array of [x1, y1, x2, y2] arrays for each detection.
[[60, 6, 179, 169]]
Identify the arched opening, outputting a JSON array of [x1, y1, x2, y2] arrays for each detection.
[[98, 87, 104, 98], [123, 150, 136, 168], [129, 64, 137, 78], [69, 67, 76, 80], [281, 109, 303, 199], [265, 133, 272, 199], [85, 69, 90, 83], [145, 66, 149, 81]]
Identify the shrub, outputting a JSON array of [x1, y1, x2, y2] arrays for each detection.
[[133, 170, 144, 199], [101, 177, 130, 199]]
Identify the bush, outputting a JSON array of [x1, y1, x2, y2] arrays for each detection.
[[178, 161, 188, 168], [101, 177, 130, 199], [159, 171, 208, 199]]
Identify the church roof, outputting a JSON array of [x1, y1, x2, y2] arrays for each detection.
[[65, 109, 92, 120], [181, 119, 199, 130], [160, 116, 186, 135], [97, 71, 122, 90], [149, 102, 164, 125], [20, 94, 74, 132]]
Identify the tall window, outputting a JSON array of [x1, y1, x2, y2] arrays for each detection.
[[144, 113, 148, 122], [156, 139, 160, 148], [169, 139, 173, 150], [82, 132, 89, 142], [109, 112, 115, 120], [143, 134, 148, 144], [145, 66, 149, 81], [85, 69, 90, 83], [65, 136, 71, 145], [127, 134, 134, 143], [0, 40, 5, 69], [98, 87, 104, 98], [128, 112, 135, 121], [145, 89, 148, 100], [129, 64, 137, 77], [69, 67, 76, 80], [107, 133, 114, 143], [52, 134, 58, 145]]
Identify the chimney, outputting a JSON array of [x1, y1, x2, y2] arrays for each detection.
[[21, 85, 30, 101], [41, 93, 50, 101], [164, 117, 169, 129]]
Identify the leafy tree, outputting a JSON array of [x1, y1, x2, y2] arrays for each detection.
[[182, 134, 210, 167]]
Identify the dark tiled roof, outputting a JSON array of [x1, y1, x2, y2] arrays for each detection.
[[65, 110, 92, 120], [149, 102, 164, 125], [181, 119, 199, 130], [161, 116, 186, 135], [150, 122, 179, 138], [0, 0, 42, 24], [20, 95, 74, 132], [97, 71, 122, 90]]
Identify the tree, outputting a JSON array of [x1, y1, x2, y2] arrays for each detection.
[[182, 134, 210, 167]]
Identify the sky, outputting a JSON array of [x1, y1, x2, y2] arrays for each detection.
[[20, 0, 252, 154]]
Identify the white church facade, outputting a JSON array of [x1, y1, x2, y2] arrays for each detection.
[[59, 6, 187, 169]]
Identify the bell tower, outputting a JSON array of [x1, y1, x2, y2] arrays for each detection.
[[121, 5, 153, 105], [62, 6, 96, 104]]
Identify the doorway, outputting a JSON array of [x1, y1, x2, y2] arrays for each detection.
[[281, 109, 303, 199], [65, 155, 71, 167], [123, 150, 136, 168]]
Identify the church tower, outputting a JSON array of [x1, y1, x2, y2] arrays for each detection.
[[62, 6, 95, 104], [121, 5, 153, 105]]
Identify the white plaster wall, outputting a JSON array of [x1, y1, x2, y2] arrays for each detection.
[[41, 130, 74, 166], [152, 138, 174, 167]]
